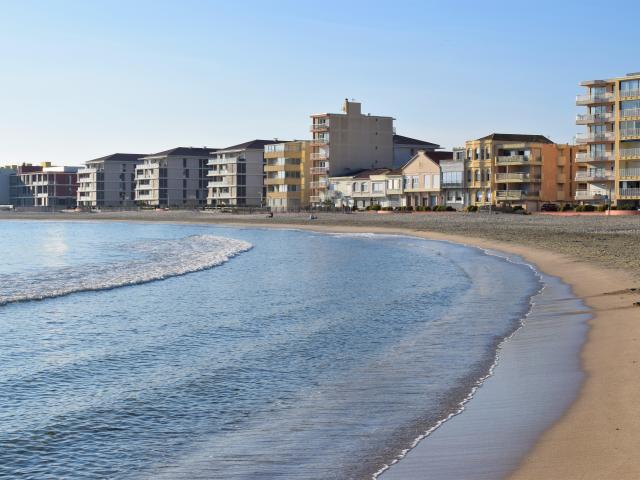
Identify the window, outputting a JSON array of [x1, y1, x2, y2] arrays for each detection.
[[372, 182, 384, 193], [474, 170, 480, 182], [424, 175, 431, 188], [412, 176, 419, 188]]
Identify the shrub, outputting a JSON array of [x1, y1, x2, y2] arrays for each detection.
[[406, 206, 414, 212], [434, 205, 448, 212], [561, 203, 573, 212], [466, 205, 478, 212], [371, 204, 381, 211], [583, 204, 596, 212], [446, 206, 456, 212], [597, 204, 608, 212], [575, 204, 584, 212], [512, 205, 524, 211], [424, 206, 432, 211], [617, 200, 635, 210], [381, 206, 393, 211], [351, 205, 358, 211], [415, 205, 424, 211]]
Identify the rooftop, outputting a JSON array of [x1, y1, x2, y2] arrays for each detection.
[[393, 134, 440, 148], [217, 139, 286, 152], [145, 147, 218, 158], [475, 133, 554, 144], [85, 153, 148, 164]]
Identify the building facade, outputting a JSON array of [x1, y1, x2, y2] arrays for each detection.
[[576, 72, 640, 207], [401, 151, 451, 208], [77, 153, 146, 208], [0, 167, 15, 204], [207, 140, 279, 208], [135, 148, 212, 208], [329, 168, 403, 209], [264, 140, 312, 212], [309, 100, 395, 206], [464, 133, 575, 211], [441, 148, 467, 209], [10, 163, 79, 208]]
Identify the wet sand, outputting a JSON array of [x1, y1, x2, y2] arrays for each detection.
[[2, 211, 640, 479]]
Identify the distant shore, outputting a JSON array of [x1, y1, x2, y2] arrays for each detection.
[[3, 210, 640, 479]]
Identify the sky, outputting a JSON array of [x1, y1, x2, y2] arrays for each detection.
[[1, 0, 639, 166]]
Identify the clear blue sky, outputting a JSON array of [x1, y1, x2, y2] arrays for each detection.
[[1, 0, 639, 165]]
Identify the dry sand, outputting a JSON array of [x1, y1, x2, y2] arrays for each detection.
[[3, 210, 640, 478]]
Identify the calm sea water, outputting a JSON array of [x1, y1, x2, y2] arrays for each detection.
[[0, 221, 542, 479]]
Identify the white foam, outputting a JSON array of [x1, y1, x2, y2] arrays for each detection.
[[0, 235, 252, 306]]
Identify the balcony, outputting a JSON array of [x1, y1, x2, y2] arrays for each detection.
[[620, 167, 640, 178], [575, 190, 608, 201], [575, 131, 615, 144], [310, 122, 330, 132], [620, 128, 640, 140], [207, 180, 231, 188], [310, 152, 329, 161], [576, 92, 614, 105], [310, 138, 329, 146], [310, 181, 328, 190], [620, 89, 640, 99], [310, 195, 321, 203], [495, 173, 539, 182], [575, 171, 614, 182], [621, 108, 640, 119], [496, 190, 524, 200], [495, 155, 533, 165], [576, 112, 614, 124], [620, 147, 640, 160], [310, 165, 329, 174], [442, 181, 464, 187], [575, 152, 615, 163], [619, 188, 640, 198]]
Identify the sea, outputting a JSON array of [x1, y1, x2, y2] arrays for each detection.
[[0, 221, 588, 479]]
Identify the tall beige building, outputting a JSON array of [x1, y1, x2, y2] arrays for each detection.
[[576, 72, 640, 207], [309, 100, 394, 205]]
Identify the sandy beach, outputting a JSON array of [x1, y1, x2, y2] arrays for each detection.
[[3, 210, 640, 479]]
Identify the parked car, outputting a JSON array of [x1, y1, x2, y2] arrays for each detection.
[[540, 203, 558, 212]]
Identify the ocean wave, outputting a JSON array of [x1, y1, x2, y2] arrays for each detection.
[[0, 235, 252, 306]]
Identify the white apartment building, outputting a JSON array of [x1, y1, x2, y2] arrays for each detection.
[[77, 153, 146, 208], [207, 140, 280, 207], [329, 168, 403, 209], [134, 147, 213, 208]]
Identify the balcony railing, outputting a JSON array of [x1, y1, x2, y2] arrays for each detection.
[[310, 138, 329, 146], [310, 152, 329, 161], [621, 108, 640, 119], [620, 167, 640, 178], [620, 89, 640, 99], [495, 173, 539, 182], [309, 181, 328, 189], [575, 190, 607, 200], [310, 196, 321, 203], [575, 112, 614, 124], [576, 92, 614, 104], [495, 155, 531, 165], [620, 147, 640, 159], [620, 128, 640, 139], [575, 152, 615, 162], [496, 190, 524, 200], [619, 188, 640, 198], [575, 171, 614, 181], [575, 131, 616, 144], [310, 122, 330, 132], [310, 165, 329, 174]]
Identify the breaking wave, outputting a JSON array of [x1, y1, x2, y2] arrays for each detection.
[[0, 235, 252, 306]]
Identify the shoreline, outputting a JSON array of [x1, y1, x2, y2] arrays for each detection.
[[3, 213, 640, 478]]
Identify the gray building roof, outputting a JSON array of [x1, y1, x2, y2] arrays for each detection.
[[476, 133, 554, 144]]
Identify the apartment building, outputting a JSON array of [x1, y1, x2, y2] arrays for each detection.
[[309, 100, 395, 206], [264, 140, 312, 212], [441, 148, 467, 209], [464, 134, 574, 211], [329, 168, 403, 209], [402, 150, 451, 208], [207, 140, 279, 208], [134, 147, 213, 208], [0, 167, 15, 204], [77, 153, 147, 208], [10, 163, 79, 208], [576, 72, 640, 207]]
